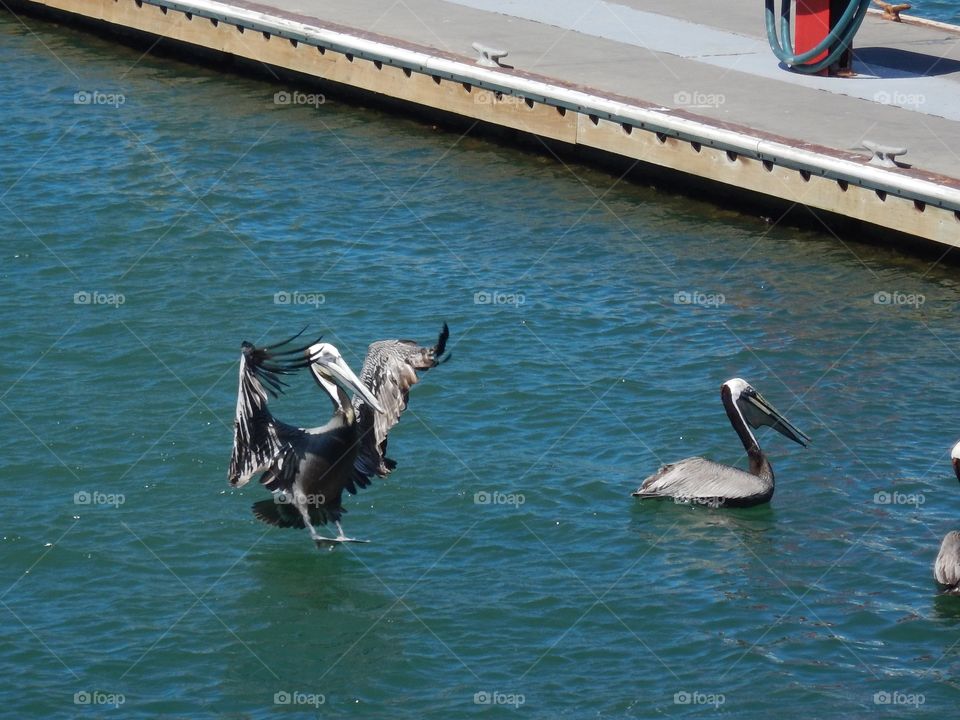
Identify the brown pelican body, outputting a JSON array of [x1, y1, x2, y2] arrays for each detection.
[[228, 325, 448, 546], [633, 378, 809, 508], [934, 440, 960, 593], [935, 532, 960, 595]]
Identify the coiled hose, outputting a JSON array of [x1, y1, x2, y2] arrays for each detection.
[[765, 0, 871, 74]]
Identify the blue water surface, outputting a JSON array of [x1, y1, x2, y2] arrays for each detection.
[[921, 1, 960, 23]]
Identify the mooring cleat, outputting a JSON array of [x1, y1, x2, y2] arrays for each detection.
[[472, 42, 509, 68], [874, 1, 911, 22], [862, 140, 908, 168]]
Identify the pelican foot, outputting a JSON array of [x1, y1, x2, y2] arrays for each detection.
[[313, 535, 370, 548], [310, 522, 371, 547]]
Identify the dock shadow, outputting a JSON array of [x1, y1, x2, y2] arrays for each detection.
[[854, 47, 960, 78]]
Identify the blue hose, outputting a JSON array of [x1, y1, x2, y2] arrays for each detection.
[[765, 0, 871, 74]]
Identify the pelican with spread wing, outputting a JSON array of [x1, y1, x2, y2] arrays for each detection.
[[228, 324, 449, 546]]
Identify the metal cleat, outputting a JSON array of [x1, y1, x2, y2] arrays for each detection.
[[862, 140, 908, 168], [873, 1, 911, 22], [472, 42, 509, 68]]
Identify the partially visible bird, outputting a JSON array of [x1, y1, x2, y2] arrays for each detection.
[[934, 532, 960, 595], [933, 440, 960, 594], [952, 439, 960, 482], [228, 324, 449, 546]]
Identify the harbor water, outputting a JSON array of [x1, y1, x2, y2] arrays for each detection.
[[2, 6, 960, 718]]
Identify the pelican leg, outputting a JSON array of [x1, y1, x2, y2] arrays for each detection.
[[335, 522, 348, 540], [292, 494, 332, 543], [290, 496, 369, 547], [325, 521, 369, 545]]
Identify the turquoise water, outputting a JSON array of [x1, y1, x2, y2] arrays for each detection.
[[922, 1, 960, 23], [3, 9, 960, 720]]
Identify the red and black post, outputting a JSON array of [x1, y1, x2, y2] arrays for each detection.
[[793, 0, 855, 76]]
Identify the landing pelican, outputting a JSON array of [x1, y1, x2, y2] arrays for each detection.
[[933, 440, 960, 594], [228, 324, 449, 546], [633, 378, 810, 507]]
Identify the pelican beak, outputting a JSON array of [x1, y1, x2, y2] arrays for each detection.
[[740, 390, 810, 447], [311, 352, 385, 413]]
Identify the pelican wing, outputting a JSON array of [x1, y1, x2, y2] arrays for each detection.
[[350, 323, 449, 487], [633, 457, 771, 504], [935, 531, 960, 592], [228, 333, 314, 488]]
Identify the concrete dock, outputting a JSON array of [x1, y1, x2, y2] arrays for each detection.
[[8, 0, 960, 251]]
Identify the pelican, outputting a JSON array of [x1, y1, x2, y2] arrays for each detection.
[[953, 440, 960, 482], [228, 324, 449, 546], [933, 440, 960, 594], [633, 378, 810, 507]]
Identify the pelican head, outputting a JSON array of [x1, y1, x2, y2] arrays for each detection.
[[306, 342, 384, 413], [952, 440, 960, 482], [723, 378, 810, 447]]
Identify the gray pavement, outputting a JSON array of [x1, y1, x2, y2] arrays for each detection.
[[272, 0, 960, 179]]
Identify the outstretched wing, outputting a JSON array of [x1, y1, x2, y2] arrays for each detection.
[[228, 331, 316, 488], [350, 323, 449, 488]]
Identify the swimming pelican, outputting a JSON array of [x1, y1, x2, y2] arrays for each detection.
[[933, 440, 960, 594], [228, 324, 449, 546], [633, 378, 810, 507]]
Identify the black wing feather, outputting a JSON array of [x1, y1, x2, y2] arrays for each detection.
[[227, 333, 318, 487]]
